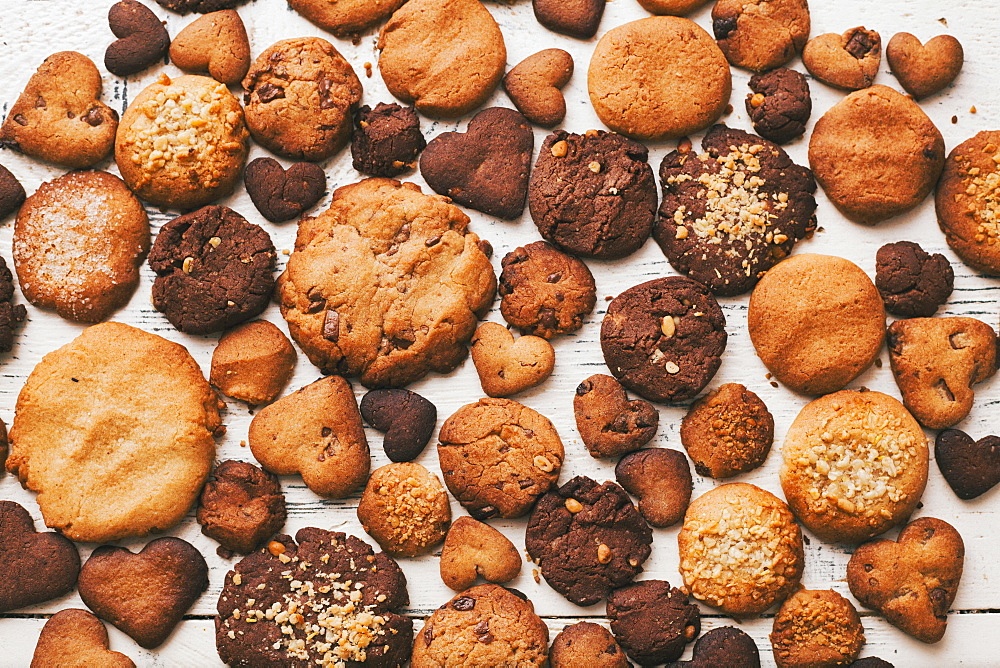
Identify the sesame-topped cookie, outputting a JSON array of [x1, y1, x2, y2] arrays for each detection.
[[937, 130, 1000, 275]]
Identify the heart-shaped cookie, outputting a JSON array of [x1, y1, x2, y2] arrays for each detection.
[[244, 157, 327, 223], [503, 49, 574, 128], [471, 322, 555, 397], [360, 388, 437, 462], [574, 373, 659, 458], [105, 0, 170, 77], [615, 448, 692, 528], [803, 27, 881, 90], [78, 537, 209, 649], [169, 10, 251, 85], [420, 106, 534, 219], [31, 609, 136, 668], [439, 516, 522, 590], [669, 626, 760, 667], [886, 33, 963, 99], [0, 501, 81, 613], [847, 517, 964, 643], [0, 164, 25, 220], [935, 429, 1000, 500]]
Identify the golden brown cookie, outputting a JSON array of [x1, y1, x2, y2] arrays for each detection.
[[886, 33, 963, 99], [781, 390, 929, 544], [169, 10, 251, 85], [439, 516, 521, 591], [588, 17, 731, 141], [680, 383, 774, 478], [712, 0, 810, 72], [210, 320, 297, 405], [770, 589, 865, 667], [357, 462, 451, 558], [802, 27, 881, 90], [638, 0, 710, 15], [574, 374, 659, 459], [471, 322, 555, 398], [748, 254, 885, 396], [289, 0, 406, 37], [503, 49, 574, 128], [550, 621, 629, 668], [30, 609, 136, 668]]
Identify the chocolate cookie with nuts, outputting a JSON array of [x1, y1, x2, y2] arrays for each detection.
[[607, 580, 701, 665], [352, 103, 425, 178], [197, 460, 287, 555], [746, 68, 811, 145], [357, 462, 452, 558], [680, 383, 774, 478], [770, 589, 865, 667]]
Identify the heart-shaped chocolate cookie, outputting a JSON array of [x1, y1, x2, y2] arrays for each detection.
[[360, 388, 437, 463], [78, 537, 209, 649], [0, 501, 81, 613], [31, 609, 136, 668], [935, 429, 1000, 500], [503, 49, 574, 128], [887, 33, 963, 99], [471, 322, 554, 397], [244, 157, 326, 223], [105, 0, 170, 77], [169, 9, 251, 85], [803, 27, 881, 90], [616, 448, 692, 528], [667, 626, 760, 667], [420, 107, 534, 219], [439, 516, 521, 591], [0, 164, 25, 220], [574, 373, 659, 458]]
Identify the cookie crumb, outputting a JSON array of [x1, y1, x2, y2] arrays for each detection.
[[364, 62, 373, 78], [971, 105, 977, 113]]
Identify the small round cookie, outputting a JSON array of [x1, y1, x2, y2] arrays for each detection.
[[116, 74, 248, 210], [438, 398, 564, 520], [748, 254, 885, 396], [288, 0, 406, 37], [589, 17, 731, 141], [499, 241, 597, 338], [680, 383, 774, 478], [197, 460, 286, 554], [674, 627, 762, 667], [377, 0, 506, 118], [678, 483, 804, 616], [746, 67, 811, 145], [607, 580, 700, 664], [242, 38, 362, 162], [413, 584, 549, 667], [550, 622, 629, 668], [352, 103, 425, 177], [875, 241, 954, 316], [13, 170, 150, 323], [601, 277, 727, 404], [781, 391, 929, 544], [0, 257, 26, 353], [148, 205, 276, 334], [809, 85, 945, 225], [210, 320, 297, 405], [712, 0, 810, 72], [357, 462, 451, 558], [770, 588, 865, 668], [638, 0, 711, 16]]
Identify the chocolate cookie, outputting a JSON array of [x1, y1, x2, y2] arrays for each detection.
[[0, 164, 25, 220], [667, 627, 761, 667], [526, 476, 653, 606], [533, 0, 604, 39], [551, 622, 629, 668], [655, 125, 817, 295], [0, 501, 81, 613], [574, 374, 659, 459], [217, 528, 413, 666], [803, 27, 881, 91], [713, 0, 809, 72], [0, 255, 27, 353], [197, 460, 287, 555], [529, 130, 657, 260], [615, 448, 692, 528], [875, 241, 953, 316], [155, 0, 246, 13], [680, 383, 774, 478], [243, 157, 326, 223], [360, 388, 437, 462], [105, 0, 171, 77], [352, 103, 425, 178], [601, 277, 727, 404], [638, 0, 711, 15], [746, 68, 811, 145], [607, 580, 700, 665], [288, 0, 406, 37], [357, 462, 452, 558], [935, 429, 1000, 500], [770, 589, 865, 667]]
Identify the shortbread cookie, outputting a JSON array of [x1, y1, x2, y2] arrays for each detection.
[[288, 0, 407, 37], [169, 10, 251, 85], [357, 462, 451, 558], [352, 103, 425, 177], [680, 383, 774, 478], [746, 68, 811, 145], [210, 320, 296, 405], [503, 49, 574, 128], [0, 501, 80, 613], [550, 622, 629, 668], [712, 0, 810, 72], [30, 610, 135, 668], [470, 323, 554, 397], [875, 241, 954, 317], [803, 27, 881, 90], [197, 460, 287, 554], [607, 580, 700, 664], [439, 516, 521, 591], [770, 589, 865, 667]]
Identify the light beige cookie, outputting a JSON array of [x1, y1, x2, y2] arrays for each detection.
[[439, 516, 521, 590], [471, 322, 555, 397], [169, 10, 251, 85], [357, 462, 451, 558], [210, 320, 297, 405]]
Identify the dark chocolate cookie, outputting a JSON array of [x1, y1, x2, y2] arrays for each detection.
[[875, 241, 954, 317], [197, 460, 287, 554], [746, 68, 811, 145], [154, 0, 246, 14], [0, 256, 27, 352], [360, 388, 437, 462], [353, 103, 426, 178], [216, 528, 413, 667], [654, 124, 817, 296], [935, 428, 1000, 500], [601, 277, 727, 404], [244, 157, 326, 223], [607, 580, 700, 665], [105, 0, 171, 77], [0, 164, 26, 219], [667, 627, 761, 668], [148, 205, 276, 334], [533, 0, 605, 39], [525, 476, 652, 606], [850, 659, 895, 668], [0, 501, 81, 613], [529, 130, 657, 260]]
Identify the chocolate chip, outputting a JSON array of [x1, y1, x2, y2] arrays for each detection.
[[13, 115, 27, 126], [576, 381, 592, 396], [713, 16, 738, 39], [425, 236, 441, 247], [83, 108, 105, 127], [257, 83, 285, 103], [34, 95, 46, 109], [322, 310, 340, 341], [452, 596, 475, 611], [474, 620, 493, 643], [318, 77, 336, 110], [846, 30, 875, 58]]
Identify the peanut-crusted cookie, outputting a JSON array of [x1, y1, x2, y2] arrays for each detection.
[[875, 241, 954, 317], [680, 383, 774, 478], [746, 68, 811, 145], [712, 0, 810, 72], [357, 462, 451, 558], [607, 580, 700, 665], [551, 622, 629, 668], [937, 130, 1000, 275], [770, 589, 865, 668], [288, 0, 407, 37]]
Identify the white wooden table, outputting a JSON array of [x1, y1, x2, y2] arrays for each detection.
[[1, 0, 999, 665]]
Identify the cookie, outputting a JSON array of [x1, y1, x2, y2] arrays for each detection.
[[850, 660, 895, 668], [440, 516, 521, 591], [116, 73, 248, 209], [288, 0, 406, 37], [680, 383, 774, 478], [678, 483, 803, 616], [0, 164, 26, 219], [529, 130, 657, 260], [242, 37, 362, 162], [357, 462, 451, 558], [360, 388, 437, 462], [0, 52, 118, 168], [550, 622, 629, 668], [589, 17, 731, 141], [770, 589, 865, 667], [169, 10, 250, 85], [886, 317, 998, 429], [574, 374, 659, 459], [780, 390, 929, 544], [503, 49, 574, 128], [421, 107, 534, 220], [216, 528, 412, 667], [154, 0, 246, 13], [803, 27, 881, 90], [886, 33, 964, 99], [105, 0, 171, 77], [847, 517, 964, 643], [438, 398, 564, 519], [352, 103, 425, 177], [654, 124, 817, 296], [935, 429, 1000, 500], [667, 627, 761, 668], [0, 256, 27, 352], [601, 276, 727, 404], [0, 501, 80, 613], [78, 537, 209, 649], [13, 170, 150, 323], [607, 580, 700, 665], [615, 448, 692, 528], [809, 85, 944, 225], [0, 418, 7, 469], [471, 322, 555, 397], [243, 157, 326, 224], [197, 460, 287, 554], [638, 0, 711, 15], [210, 320, 297, 405], [377, 0, 506, 118], [6, 322, 221, 543], [712, 0, 810, 72], [30, 609, 136, 668], [526, 476, 653, 606], [875, 241, 954, 317], [747, 254, 885, 395], [746, 67, 811, 145], [533, 0, 604, 39], [278, 178, 496, 388], [248, 375, 370, 499]]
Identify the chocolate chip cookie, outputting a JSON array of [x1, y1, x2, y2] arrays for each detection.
[[607, 580, 701, 664], [713, 0, 810, 72], [875, 241, 954, 316], [680, 383, 774, 478], [746, 68, 811, 145], [937, 130, 1000, 275], [352, 103, 425, 178]]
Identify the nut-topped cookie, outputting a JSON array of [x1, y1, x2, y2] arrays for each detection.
[[357, 462, 452, 558], [937, 130, 1000, 275]]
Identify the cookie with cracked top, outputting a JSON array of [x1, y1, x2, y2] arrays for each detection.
[[533, 0, 605, 38], [0, 500, 81, 613], [197, 460, 287, 554], [712, 0, 809, 72], [288, 0, 407, 37], [875, 241, 953, 317], [746, 68, 811, 145], [550, 622, 629, 668], [666, 627, 761, 667], [607, 580, 700, 665], [769, 588, 864, 667], [0, 256, 27, 353], [680, 383, 774, 478], [352, 103, 425, 178]]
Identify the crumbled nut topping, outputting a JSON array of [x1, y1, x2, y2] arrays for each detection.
[[371, 469, 445, 550], [956, 152, 1000, 245]]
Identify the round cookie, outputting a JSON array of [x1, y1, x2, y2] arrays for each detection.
[[675, 627, 762, 667], [116, 74, 248, 210], [601, 276, 727, 404], [654, 124, 817, 296], [875, 241, 954, 316], [678, 483, 804, 616], [288, 0, 406, 37], [216, 528, 412, 667], [438, 398, 564, 520], [413, 584, 549, 667], [148, 205, 276, 334], [588, 17, 731, 141], [352, 103, 426, 178], [780, 390, 929, 544], [377, 0, 506, 119], [606, 580, 700, 664], [680, 383, 774, 478], [746, 67, 811, 145], [6, 322, 221, 543], [13, 170, 150, 323], [747, 254, 885, 396], [242, 37, 362, 162], [770, 588, 865, 668], [638, 0, 711, 15], [550, 622, 629, 668], [809, 85, 945, 225], [357, 462, 452, 558], [712, 0, 810, 72]]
